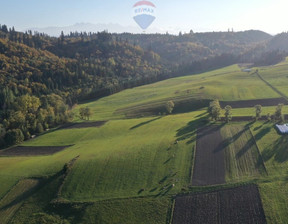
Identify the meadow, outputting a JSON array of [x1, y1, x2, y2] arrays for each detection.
[[1, 62, 288, 223]]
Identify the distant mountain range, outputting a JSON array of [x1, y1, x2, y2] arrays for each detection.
[[26, 23, 167, 37]]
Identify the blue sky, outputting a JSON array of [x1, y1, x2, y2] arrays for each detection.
[[1, 0, 288, 34]]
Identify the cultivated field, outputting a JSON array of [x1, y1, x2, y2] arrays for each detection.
[[220, 97, 287, 108], [172, 185, 266, 224], [221, 125, 266, 181], [192, 126, 225, 186], [0, 145, 72, 156]]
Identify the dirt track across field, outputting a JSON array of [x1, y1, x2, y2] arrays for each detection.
[[220, 97, 287, 108], [60, 121, 107, 129], [0, 145, 72, 156], [192, 126, 225, 186], [172, 184, 266, 224]]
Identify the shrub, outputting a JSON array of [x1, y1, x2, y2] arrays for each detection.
[[36, 123, 44, 133], [4, 129, 24, 145]]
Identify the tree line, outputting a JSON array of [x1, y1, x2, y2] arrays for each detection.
[[208, 100, 286, 123]]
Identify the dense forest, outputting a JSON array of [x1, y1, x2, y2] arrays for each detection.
[[0, 24, 287, 148]]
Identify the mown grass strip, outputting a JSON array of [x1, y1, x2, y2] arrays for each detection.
[[0, 179, 40, 224]]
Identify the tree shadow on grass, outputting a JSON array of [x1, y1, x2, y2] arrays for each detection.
[[0, 171, 63, 212], [130, 117, 162, 130], [262, 136, 288, 163], [196, 112, 208, 118], [154, 185, 173, 198], [253, 126, 272, 142], [175, 117, 209, 144], [0, 182, 41, 212], [236, 138, 255, 159]]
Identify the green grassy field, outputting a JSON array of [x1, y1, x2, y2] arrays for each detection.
[[1, 61, 288, 223], [259, 61, 288, 99], [221, 124, 266, 182], [26, 113, 200, 201], [77, 64, 280, 120], [0, 179, 40, 224]]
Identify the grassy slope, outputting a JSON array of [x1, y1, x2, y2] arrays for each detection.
[[80, 198, 170, 224], [48, 113, 199, 201], [221, 124, 266, 182], [77, 64, 279, 121], [0, 179, 40, 224], [1, 62, 288, 223], [259, 60, 288, 98], [250, 122, 288, 223], [4, 112, 201, 224]]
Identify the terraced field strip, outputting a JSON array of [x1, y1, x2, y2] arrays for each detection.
[[192, 126, 225, 186], [221, 125, 267, 181], [172, 184, 266, 224], [116, 95, 209, 118], [0, 145, 73, 156], [220, 97, 287, 109], [59, 121, 108, 129], [0, 179, 40, 224]]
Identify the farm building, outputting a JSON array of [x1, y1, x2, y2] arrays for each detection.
[[242, 68, 252, 72], [276, 124, 288, 134]]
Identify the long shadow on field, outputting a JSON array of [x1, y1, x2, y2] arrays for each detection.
[[130, 117, 161, 130], [261, 135, 288, 163], [0, 171, 62, 212], [253, 126, 271, 142], [176, 118, 209, 144], [236, 138, 256, 159], [0, 182, 41, 212], [220, 126, 252, 155]]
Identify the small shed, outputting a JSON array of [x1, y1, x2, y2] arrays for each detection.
[[242, 68, 252, 72], [276, 124, 288, 134]]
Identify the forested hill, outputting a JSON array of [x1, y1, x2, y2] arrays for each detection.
[[0, 25, 288, 148], [116, 30, 272, 64], [0, 29, 164, 103], [0, 26, 165, 148]]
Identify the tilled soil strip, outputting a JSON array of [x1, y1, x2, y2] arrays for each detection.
[[59, 121, 107, 130], [192, 126, 225, 186], [220, 97, 287, 109], [172, 184, 267, 224], [0, 145, 73, 156]]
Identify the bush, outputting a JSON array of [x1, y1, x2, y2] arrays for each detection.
[[22, 128, 31, 140], [36, 123, 44, 134], [4, 129, 24, 146]]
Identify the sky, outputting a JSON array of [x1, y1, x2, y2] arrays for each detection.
[[1, 0, 288, 34]]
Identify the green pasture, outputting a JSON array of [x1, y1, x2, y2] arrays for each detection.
[[221, 124, 266, 182], [77, 64, 280, 121], [1, 61, 288, 223]]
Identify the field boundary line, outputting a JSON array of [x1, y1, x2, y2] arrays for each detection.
[[167, 198, 176, 224], [255, 72, 288, 102], [189, 145, 196, 184], [57, 155, 80, 199], [248, 127, 268, 176]]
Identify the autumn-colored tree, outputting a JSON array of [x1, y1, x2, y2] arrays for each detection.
[[165, 101, 175, 114], [208, 100, 221, 121]]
